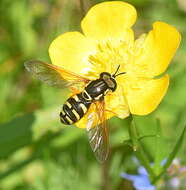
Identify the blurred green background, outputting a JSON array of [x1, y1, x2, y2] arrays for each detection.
[[0, 0, 186, 189]]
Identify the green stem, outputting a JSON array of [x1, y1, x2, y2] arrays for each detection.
[[79, 0, 86, 17], [152, 125, 186, 184], [127, 115, 156, 180]]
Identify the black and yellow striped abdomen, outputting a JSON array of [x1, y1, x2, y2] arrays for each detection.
[[60, 93, 91, 125], [60, 72, 118, 125]]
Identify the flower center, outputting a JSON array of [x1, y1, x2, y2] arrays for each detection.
[[85, 39, 132, 80]]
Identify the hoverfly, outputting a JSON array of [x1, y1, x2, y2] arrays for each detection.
[[24, 60, 125, 163]]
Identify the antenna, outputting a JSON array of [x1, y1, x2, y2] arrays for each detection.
[[112, 65, 126, 78], [114, 72, 126, 77]]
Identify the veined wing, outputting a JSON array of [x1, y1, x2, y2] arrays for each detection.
[[24, 60, 90, 89], [86, 100, 109, 163]]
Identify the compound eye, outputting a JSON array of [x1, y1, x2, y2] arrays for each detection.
[[110, 79, 117, 92], [111, 87, 116, 92]]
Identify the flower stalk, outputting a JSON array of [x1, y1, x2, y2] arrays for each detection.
[[127, 115, 156, 180]]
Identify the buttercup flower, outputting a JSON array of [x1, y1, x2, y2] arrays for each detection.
[[49, 1, 181, 128]]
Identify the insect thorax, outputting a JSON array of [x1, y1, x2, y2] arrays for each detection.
[[83, 72, 117, 101]]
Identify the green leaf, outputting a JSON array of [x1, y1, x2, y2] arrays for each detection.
[[133, 115, 171, 164], [153, 125, 186, 183], [0, 114, 35, 158], [0, 106, 63, 158]]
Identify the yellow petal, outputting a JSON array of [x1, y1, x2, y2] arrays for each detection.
[[49, 32, 95, 75], [81, 1, 137, 40], [135, 22, 181, 77], [125, 75, 169, 115], [105, 87, 130, 119]]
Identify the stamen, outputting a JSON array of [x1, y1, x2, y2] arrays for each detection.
[[87, 40, 130, 80]]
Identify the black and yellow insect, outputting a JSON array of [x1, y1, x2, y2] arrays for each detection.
[[25, 60, 125, 163]]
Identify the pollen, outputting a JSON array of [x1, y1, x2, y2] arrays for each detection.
[[87, 40, 131, 80]]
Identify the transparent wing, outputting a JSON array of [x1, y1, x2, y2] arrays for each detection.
[[24, 60, 90, 89], [86, 100, 109, 163]]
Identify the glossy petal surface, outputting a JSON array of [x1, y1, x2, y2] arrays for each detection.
[[134, 22, 181, 77], [81, 1, 137, 40], [125, 75, 169, 115], [49, 32, 95, 76]]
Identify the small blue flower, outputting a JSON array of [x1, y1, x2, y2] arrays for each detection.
[[121, 166, 155, 190]]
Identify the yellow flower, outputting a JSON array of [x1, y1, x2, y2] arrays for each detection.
[[49, 1, 181, 128]]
